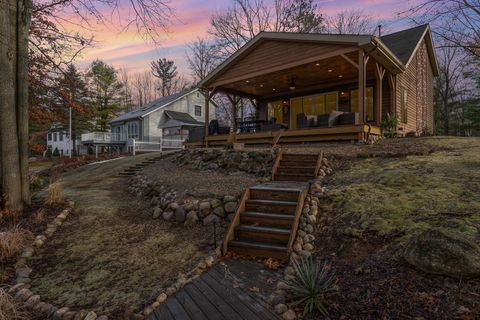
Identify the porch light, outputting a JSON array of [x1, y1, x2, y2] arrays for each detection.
[[289, 78, 296, 90]]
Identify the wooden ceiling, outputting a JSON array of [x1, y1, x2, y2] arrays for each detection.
[[221, 52, 379, 99]]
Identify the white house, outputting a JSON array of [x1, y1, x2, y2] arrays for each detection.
[[106, 88, 216, 151], [46, 123, 72, 156]]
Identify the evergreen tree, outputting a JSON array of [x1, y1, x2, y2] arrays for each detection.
[[150, 58, 178, 97]]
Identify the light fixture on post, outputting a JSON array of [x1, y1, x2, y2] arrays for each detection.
[[289, 78, 296, 90]]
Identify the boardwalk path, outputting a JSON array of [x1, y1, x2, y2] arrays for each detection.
[[148, 260, 281, 320]]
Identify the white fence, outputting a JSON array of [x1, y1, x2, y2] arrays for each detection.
[[81, 132, 126, 143], [128, 138, 185, 155]]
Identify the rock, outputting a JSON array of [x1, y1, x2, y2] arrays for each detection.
[[162, 211, 174, 221], [224, 201, 238, 213], [203, 214, 220, 225], [73, 310, 89, 320], [84, 311, 97, 320], [276, 281, 289, 290], [157, 293, 167, 303], [210, 199, 222, 209], [24, 294, 41, 309], [404, 228, 480, 278], [310, 206, 318, 216], [282, 309, 297, 320], [166, 286, 176, 295], [16, 266, 32, 278], [223, 195, 236, 203], [8, 283, 26, 294], [184, 212, 198, 227], [297, 230, 306, 238], [205, 256, 215, 267], [285, 266, 295, 276], [53, 307, 70, 319], [304, 224, 314, 234], [15, 288, 33, 301], [143, 306, 154, 316], [175, 207, 186, 222], [198, 201, 211, 217], [293, 243, 302, 252], [304, 234, 315, 243], [303, 243, 314, 252], [298, 250, 311, 258], [274, 304, 288, 314], [152, 207, 162, 219], [96, 316, 108, 320], [213, 206, 226, 218], [307, 215, 316, 224]]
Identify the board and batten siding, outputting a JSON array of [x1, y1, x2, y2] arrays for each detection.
[[395, 39, 435, 135], [211, 40, 356, 86]]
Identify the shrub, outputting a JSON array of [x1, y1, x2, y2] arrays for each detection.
[[45, 148, 52, 158], [0, 288, 28, 320], [0, 226, 33, 263], [285, 258, 335, 317], [52, 147, 60, 157], [45, 182, 63, 206], [381, 113, 398, 138]]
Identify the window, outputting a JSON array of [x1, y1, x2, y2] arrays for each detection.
[[194, 105, 202, 117], [47, 133, 52, 141], [53, 133, 57, 142], [401, 87, 408, 123], [267, 100, 283, 123], [350, 87, 375, 122], [289, 92, 338, 129], [59, 133, 63, 141], [127, 122, 139, 139]]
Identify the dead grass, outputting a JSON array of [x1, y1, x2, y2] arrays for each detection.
[[44, 183, 63, 206], [0, 226, 33, 263], [0, 288, 28, 320], [319, 136, 480, 244], [33, 209, 45, 226]]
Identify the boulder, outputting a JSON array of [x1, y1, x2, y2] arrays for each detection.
[[152, 207, 162, 219], [223, 195, 236, 203], [404, 228, 480, 278], [213, 206, 226, 218], [175, 207, 186, 222], [184, 211, 199, 227], [162, 211, 174, 221], [203, 214, 220, 226], [210, 199, 222, 209], [198, 201, 211, 217], [224, 201, 238, 213]]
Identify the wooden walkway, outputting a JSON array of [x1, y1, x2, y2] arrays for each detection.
[[148, 261, 280, 320]]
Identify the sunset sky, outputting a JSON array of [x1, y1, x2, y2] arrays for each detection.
[[74, 0, 417, 79]]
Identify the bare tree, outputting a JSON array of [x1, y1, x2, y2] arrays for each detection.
[[402, 0, 480, 57], [151, 58, 178, 96], [118, 68, 134, 111], [133, 71, 155, 107], [186, 37, 221, 83], [325, 9, 379, 35], [209, 0, 325, 56]]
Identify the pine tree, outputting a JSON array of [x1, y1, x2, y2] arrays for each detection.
[[151, 58, 178, 97]]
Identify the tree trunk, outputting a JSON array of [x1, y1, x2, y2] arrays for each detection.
[[0, 0, 23, 212], [17, 0, 32, 205]]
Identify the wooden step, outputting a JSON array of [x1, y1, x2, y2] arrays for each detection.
[[228, 240, 288, 260], [245, 199, 297, 214], [241, 211, 294, 227], [282, 153, 318, 161], [235, 224, 290, 244], [274, 173, 315, 182], [276, 166, 316, 174], [250, 188, 300, 202], [280, 160, 317, 167]]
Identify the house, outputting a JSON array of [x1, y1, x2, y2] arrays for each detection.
[[46, 123, 73, 156], [106, 88, 216, 151], [193, 24, 438, 146]]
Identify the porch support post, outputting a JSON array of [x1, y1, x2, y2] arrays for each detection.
[[358, 49, 366, 123], [204, 89, 210, 147], [375, 62, 385, 126], [388, 74, 396, 116]]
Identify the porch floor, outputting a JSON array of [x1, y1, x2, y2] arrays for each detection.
[[186, 124, 381, 147]]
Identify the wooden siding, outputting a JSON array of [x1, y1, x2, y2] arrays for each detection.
[[212, 40, 356, 86], [395, 39, 435, 135]]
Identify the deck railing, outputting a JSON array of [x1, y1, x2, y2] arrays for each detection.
[[81, 132, 126, 143], [127, 138, 186, 155]]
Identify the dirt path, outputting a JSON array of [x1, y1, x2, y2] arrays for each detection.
[[29, 153, 216, 318]]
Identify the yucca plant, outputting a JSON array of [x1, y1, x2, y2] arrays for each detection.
[[285, 257, 335, 317]]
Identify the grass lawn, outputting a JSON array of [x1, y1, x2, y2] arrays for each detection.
[[313, 136, 480, 318], [29, 154, 217, 318]]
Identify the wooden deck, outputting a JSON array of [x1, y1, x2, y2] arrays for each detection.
[[148, 262, 280, 320], [185, 124, 381, 147]]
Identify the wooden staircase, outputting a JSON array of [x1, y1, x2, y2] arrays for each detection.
[[272, 152, 323, 182], [117, 155, 164, 177], [223, 151, 323, 260]]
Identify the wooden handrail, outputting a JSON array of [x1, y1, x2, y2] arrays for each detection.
[[271, 149, 283, 180], [314, 151, 324, 177], [286, 188, 308, 255], [222, 188, 250, 255]]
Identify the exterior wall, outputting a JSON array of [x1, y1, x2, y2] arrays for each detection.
[[46, 131, 71, 156], [395, 39, 435, 135]]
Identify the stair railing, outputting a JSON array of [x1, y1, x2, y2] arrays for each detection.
[[286, 188, 308, 255], [271, 150, 283, 180], [222, 188, 250, 255], [314, 151, 324, 178]]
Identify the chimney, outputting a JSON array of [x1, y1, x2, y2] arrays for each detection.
[[378, 25, 382, 38]]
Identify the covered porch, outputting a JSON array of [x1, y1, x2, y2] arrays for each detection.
[[193, 32, 403, 146]]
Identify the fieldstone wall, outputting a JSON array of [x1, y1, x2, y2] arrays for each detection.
[[172, 149, 277, 176], [128, 176, 240, 226]]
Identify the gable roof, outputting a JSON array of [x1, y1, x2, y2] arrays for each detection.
[[110, 88, 199, 124], [381, 24, 439, 75], [159, 110, 204, 129], [199, 25, 439, 88]]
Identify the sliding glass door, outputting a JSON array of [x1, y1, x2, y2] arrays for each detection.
[[290, 92, 338, 129]]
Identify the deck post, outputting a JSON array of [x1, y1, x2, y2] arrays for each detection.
[[204, 89, 210, 147], [375, 62, 385, 126], [358, 49, 366, 123]]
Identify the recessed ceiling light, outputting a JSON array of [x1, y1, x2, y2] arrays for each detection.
[[338, 74, 343, 78], [328, 69, 333, 72], [315, 63, 320, 66], [272, 88, 276, 91], [245, 80, 250, 83], [259, 84, 264, 87]]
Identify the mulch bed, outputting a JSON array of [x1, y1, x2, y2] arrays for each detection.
[[313, 231, 480, 319]]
